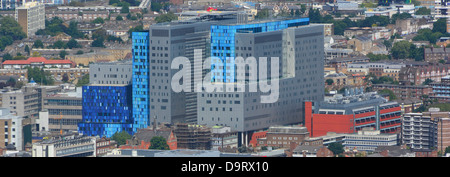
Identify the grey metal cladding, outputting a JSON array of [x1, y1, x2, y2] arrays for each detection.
[[152, 29, 169, 37], [171, 27, 195, 37], [295, 32, 323, 38], [254, 33, 282, 44]]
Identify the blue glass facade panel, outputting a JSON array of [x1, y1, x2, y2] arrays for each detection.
[[78, 85, 133, 138], [210, 18, 309, 83], [131, 31, 150, 132]]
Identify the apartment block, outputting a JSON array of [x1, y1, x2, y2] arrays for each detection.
[[402, 109, 450, 152], [372, 84, 433, 100], [0, 108, 23, 150], [15, 2, 45, 38]]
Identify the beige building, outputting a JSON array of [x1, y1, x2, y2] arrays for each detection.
[[0, 108, 23, 150], [66, 48, 131, 66], [15, 2, 45, 38], [347, 35, 372, 55], [43, 89, 82, 135]]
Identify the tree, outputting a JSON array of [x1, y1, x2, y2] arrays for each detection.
[[33, 40, 44, 48], [326, 79, 334, 85], [59, 50, 68, 59], [2, 53, 12, 62], [149, 136, 169, 150], [116, 15, 123, 21], [391, 41, 412, 59], [91, 36, 105, 47], [423, 78, 434, 85], [66, 21, 83, 39], [92, 17, 105, 24], [52, 40, 65, 49], [155, 12, 178, 23], [433, 18, 447, 34], [415, 7, 431, 15], [120, 2, 130, 13], [255, 9, 270, 19], [76, 74, 89, 87], [0, 16, 27, 50], [66, 39, 80, 49], [378, 89, 397, 100], [327, 142, 344, 156], [128, 25, 144, 38], [24, 45, 30, 55], [62, 73, 69, 83], [445, 146, 450, 155], [76, 50, 84, 55], [26, 66, 54, 85], [111, 131, 132, 146]]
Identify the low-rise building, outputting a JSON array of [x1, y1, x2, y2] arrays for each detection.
[[430, 75, 450, 101], [342, 127, 398, 152], [257, 126, 309, 149], [211, 126, 238, 152], [31, 133, 96, 157], [2, 57, 75, 69], [372, 84, 433, 100]]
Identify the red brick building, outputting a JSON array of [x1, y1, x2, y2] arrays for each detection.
[[304, 92, 401, 138], [121, 128, 177, 150]]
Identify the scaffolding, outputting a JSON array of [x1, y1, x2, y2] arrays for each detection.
[[174, 123, 212, 150]]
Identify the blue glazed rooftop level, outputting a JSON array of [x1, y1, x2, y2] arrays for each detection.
[[210, 18, 310, 83]]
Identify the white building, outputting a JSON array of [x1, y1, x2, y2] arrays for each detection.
[[32, 133, 96, 157], [0, 108, 23, 151], [343, 127, 398, 152]]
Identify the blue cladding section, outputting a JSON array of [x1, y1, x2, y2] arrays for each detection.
[[210, 18, 309, 83], [131, 31, 150, 132], [78, 85, 133, 138]]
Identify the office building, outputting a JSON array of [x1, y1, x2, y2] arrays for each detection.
[[78, 58, 135, 138], [78, 84, 133, 138], [342, 127, 398, 152], [0, 108, 23, 150], [131, 31, 150, 132], [89, 60, 132, 85], [305, 91, 402, 138], [198, 18, 325, 146], [31, 133, 96, 157], [43, 88, 82, 135], [15, 2, 45, 38], [141, 13, 237, 126]]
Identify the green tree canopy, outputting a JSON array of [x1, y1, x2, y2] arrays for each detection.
[[433, 18, 447, 34], [326, 79, 334, 85], [26, 66, 54, 85], [66, 39, 81, 49], [111, 131, 132, 146], [327, 142, 344, 156], [155, 12, 178, 23], [378, 89, 397, 100], [415, 7, 431, 15], [92, 17, 105, 24], [33, 40, 44, 48], [149, 136, 169, 150], [76, 74, 89, 87]]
